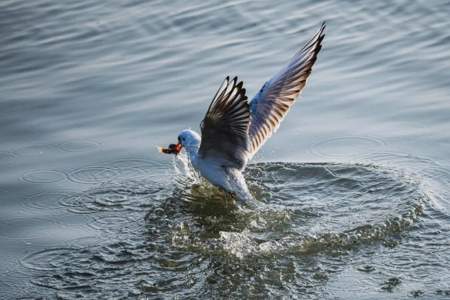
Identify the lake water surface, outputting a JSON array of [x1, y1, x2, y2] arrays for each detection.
[[1, 0, 450, 299]]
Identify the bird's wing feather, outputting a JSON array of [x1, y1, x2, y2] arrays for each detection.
[[198, 76, 250, 169], [247, 22, 325, 159]]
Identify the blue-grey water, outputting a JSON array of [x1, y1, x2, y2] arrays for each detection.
[[1, 0, 450, 299]]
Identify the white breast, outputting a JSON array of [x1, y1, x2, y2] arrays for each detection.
[[193, 157, 232, 192], [192, 155, 253, 202]]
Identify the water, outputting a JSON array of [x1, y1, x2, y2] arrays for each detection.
[[1, 0, 449, 298]]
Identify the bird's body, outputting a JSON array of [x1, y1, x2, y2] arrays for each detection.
[[176, 129, 254, 202], [160, 23, 326, 205]]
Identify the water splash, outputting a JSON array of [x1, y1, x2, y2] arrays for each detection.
[[19, 162, 429, 297], [172, 151, 202, 186]]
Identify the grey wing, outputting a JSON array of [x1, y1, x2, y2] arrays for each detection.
[[198, 76, 250, 169], [248, 22, 326, 159]]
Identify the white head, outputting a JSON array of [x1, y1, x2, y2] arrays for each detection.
[[159, 129, 200, 156], [178, 129, 201, 150]]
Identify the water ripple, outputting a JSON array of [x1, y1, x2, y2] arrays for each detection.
[[311, 136, 385, 158], [21, 170, 67, 184], [0, 150, 15, 160], [56, 139, 100, 152], [21, 162, 429, 297], [22, 191, 75, 210], [67, 166, 119, 185], [66, 159, 169, 185]]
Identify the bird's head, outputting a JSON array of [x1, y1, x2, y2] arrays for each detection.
[[159, 129, 200, 155]]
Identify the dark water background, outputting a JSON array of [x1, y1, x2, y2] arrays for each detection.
[[1, 0, 450, 299]]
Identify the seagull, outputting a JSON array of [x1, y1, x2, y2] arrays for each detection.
[[160, 22, 325, 205]]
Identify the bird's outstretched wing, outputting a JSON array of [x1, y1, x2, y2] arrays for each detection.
[[247, 22, 326, 159], [198, 76, 250, 169]]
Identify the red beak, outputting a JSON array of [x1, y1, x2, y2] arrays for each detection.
[[159, 143, 182, 155]]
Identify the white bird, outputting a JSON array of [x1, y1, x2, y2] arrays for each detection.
[[160, 22, 325, 205]]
